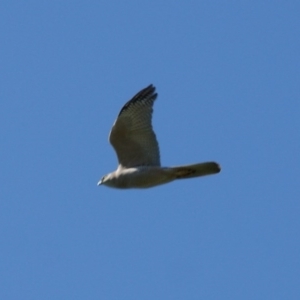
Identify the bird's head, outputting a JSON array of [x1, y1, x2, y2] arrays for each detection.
[[97, 173, 115, 187]]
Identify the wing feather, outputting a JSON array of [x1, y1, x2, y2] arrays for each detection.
[[109, 85, 160, 168]]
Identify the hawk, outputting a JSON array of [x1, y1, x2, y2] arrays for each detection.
[[98, 85, 221, 189]]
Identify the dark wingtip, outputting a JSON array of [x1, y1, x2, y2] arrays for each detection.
[[134, 84, 156, 100], [118, 84, 158, 116]]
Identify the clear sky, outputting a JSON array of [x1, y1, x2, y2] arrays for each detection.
[[1, 1, 299, 299]]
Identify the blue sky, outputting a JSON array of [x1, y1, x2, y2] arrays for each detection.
[[1, 1, 299, 299]]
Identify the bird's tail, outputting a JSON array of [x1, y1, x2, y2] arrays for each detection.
[[171, 162, 221, 179]]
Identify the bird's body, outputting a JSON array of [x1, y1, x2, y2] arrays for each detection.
[[98, 85, 221, 189], [101, 163, 221, 189], [101, 166, 173, 189]]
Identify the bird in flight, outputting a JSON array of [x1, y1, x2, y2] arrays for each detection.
[[98, 85, 221, 189]]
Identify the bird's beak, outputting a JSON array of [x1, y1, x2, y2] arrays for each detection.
[[97, 180, 102, 186]]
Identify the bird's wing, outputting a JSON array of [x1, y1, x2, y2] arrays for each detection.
[[109, 84, 160, 168]]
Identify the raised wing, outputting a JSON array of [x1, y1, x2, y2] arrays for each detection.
[[109, 85, 161, 168]]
